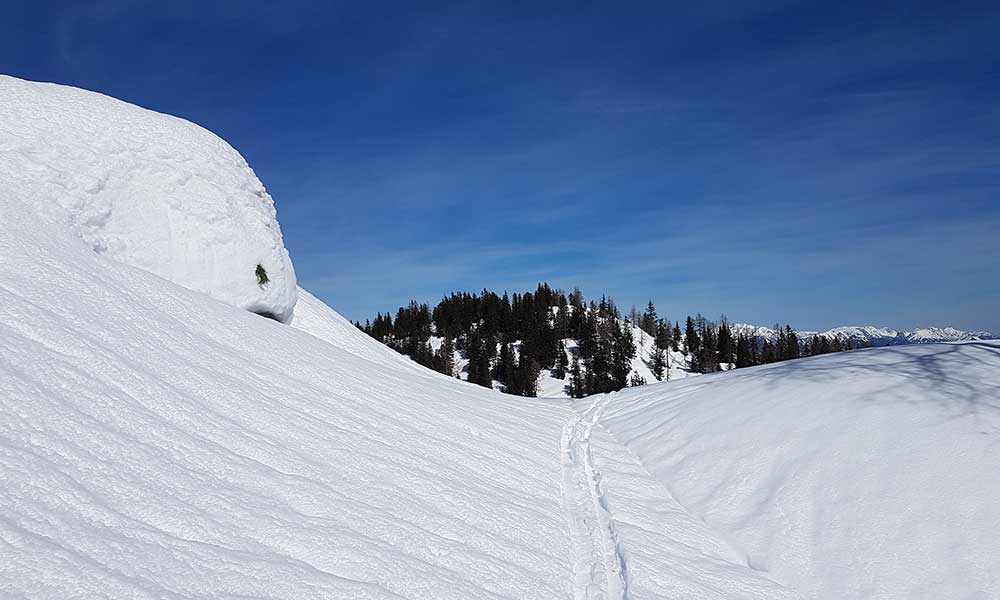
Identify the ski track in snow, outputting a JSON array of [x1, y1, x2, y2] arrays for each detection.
[[561, 394, 628, 600]]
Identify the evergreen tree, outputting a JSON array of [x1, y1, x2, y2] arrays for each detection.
[[640, 301, 658, 336], [685, 316, 700, 356], [432, 336, 455, 376], [655, 318, 673, 351], [513, 356, 540, 397], [760, 339, 776, 364], [552, 340, 569, 379], [629, 373, 647, 387], [577, 308, 599, 360], [671, 321, 682, 351], [784, 326, 801, 361], [651, 319, 670, 381], [611, 321, 635, 390], [465, 332, 493, 389], [650, 343, 668, 381], [494, 342, 516, 385], [717, 321, 734, 366], [696, 316, 720, 373], [568, 352, 586, 398], [735, 333, 754, 368]]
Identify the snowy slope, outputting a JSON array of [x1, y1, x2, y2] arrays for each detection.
[[0, 77, 794, 599], [536, 322, 695, 397], [0, 184, 795, 600], [0, 75, 297, 322], [595, 342, 1000, 599]]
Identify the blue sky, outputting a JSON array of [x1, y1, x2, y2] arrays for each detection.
[[4, 1, 999, 331]]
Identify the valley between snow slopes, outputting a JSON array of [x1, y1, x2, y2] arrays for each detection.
[[3, 75, 999, 599]]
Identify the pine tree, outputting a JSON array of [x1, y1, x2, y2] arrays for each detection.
[[650, 343, 668, 381], [651, 319, 670, 380], [717, 320, 734, 366], [671, 322, 681, 351], [432, 336, 455, 376], [760, 339, 776, 364], [513, 356, 540, 397], [735, 333, 754, 368], [610, 321, 635, 390], [466, 332, 493, 389], [640, 301, 658, 336], [552, 340, 569, 379], [578, 308, 599, 360], [494, 342, 516, 385], [783, 326, 800, 360], [655, 318, 672, 350], [568, 352, 586, 398], [629, 373, 647, 387], [696, 317, 719, 373], [685, 316, 700, 356]]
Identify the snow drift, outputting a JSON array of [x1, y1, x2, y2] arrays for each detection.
[[597, 342, 1000, 599], [0, 75, 296, 322]]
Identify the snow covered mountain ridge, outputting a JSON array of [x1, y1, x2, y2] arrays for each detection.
[[731, 323, 998, 346]]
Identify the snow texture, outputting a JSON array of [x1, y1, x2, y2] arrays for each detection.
[[597, 342, 1000, 599], [0, 75, 297, 322]]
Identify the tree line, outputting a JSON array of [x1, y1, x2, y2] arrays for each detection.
[[356, 283, 866, 398]]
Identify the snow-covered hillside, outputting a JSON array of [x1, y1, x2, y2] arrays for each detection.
[[433, 319, 696, 398], [0, 75, 297, 322], [595, 342, 1000, 598], [3, 76, 998, 599], [0, 77, 792, 599]]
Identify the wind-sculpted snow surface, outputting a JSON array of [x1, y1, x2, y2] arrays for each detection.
[[0, 197, 794, 595], [0, 75, 297, 322], [597, 342, 1000, 599]]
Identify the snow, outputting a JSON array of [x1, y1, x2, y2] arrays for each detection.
[[733, 322, 998, 347], [0, 193, 794, 600], [1, 77, 792, 599], [0, 75, 297, 322], [595, 342, 1000, 599], [3, 75, 998, 599]]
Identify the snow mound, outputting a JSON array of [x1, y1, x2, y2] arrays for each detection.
[[596, 341, 1000, 599], [0, 75, 296, 322]]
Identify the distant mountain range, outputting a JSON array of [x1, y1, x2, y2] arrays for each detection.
[[731, 324, 998, 347]]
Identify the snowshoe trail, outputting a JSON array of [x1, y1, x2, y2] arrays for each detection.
[[560, 394, 628, 600]]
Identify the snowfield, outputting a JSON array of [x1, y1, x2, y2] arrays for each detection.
[[2, 75, 998, 599], [597, 343, 1000, 599]]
